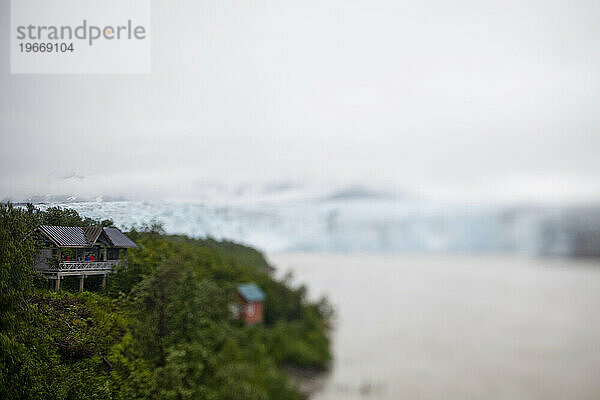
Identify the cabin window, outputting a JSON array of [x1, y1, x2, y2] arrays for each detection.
[[246, 303, 256, 317]]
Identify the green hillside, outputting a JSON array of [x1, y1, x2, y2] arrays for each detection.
[[0, 203, 331, 400]]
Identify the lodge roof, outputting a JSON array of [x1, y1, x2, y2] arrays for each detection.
[[103, 227, 138, 248], [237, 282, 266, 302], [38, 225, 138, 249], [83, 226, 103, 245], [39, 225, 89, 247]]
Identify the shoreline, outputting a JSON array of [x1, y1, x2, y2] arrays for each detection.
[[283, 364, 330, 398]]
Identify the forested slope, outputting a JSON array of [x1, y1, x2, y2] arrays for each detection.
[[0, 204, 331, 400]]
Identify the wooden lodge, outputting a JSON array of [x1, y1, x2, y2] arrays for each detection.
[[34, 225, 138, 291], [236, 282, 266, 324]]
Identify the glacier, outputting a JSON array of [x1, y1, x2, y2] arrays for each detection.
[[29, 195, 600, 257]]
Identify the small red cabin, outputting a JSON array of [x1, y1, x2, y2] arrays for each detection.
[[236, 283, 266, 324]]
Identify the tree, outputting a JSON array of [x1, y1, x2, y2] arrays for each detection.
[[0, 203, 37, 319]]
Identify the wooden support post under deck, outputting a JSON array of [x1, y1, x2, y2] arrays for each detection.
[[55, 277, 60, 291], [79, 275, 85, 292], [101, 275, 106, 288]]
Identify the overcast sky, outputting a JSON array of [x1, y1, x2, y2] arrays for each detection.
[[1, 0, 599, 204]]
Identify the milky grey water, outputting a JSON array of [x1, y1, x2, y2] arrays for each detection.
[[269, 253, 600, 400]]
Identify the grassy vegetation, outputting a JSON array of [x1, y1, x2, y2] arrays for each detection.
[[0, 203, 331, 399]]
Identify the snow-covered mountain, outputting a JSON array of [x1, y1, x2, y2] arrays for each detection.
[[27, 191, 600, 257]]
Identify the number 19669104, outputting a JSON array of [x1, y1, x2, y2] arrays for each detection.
[[19, 42, 74, 52]]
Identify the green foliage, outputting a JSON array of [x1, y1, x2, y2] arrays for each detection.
[[0, 290, 139, 400], [0, 203, 37, 319], [0, 204, 331, 399], [200, 237, 272, 271]]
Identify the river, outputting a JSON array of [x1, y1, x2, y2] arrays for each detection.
[[269, 253, 600, 400]]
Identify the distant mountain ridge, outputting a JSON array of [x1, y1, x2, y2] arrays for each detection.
[[23, 197, 600, 258]]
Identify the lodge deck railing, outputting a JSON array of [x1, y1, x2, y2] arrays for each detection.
[[54, 260, 121, 271]]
